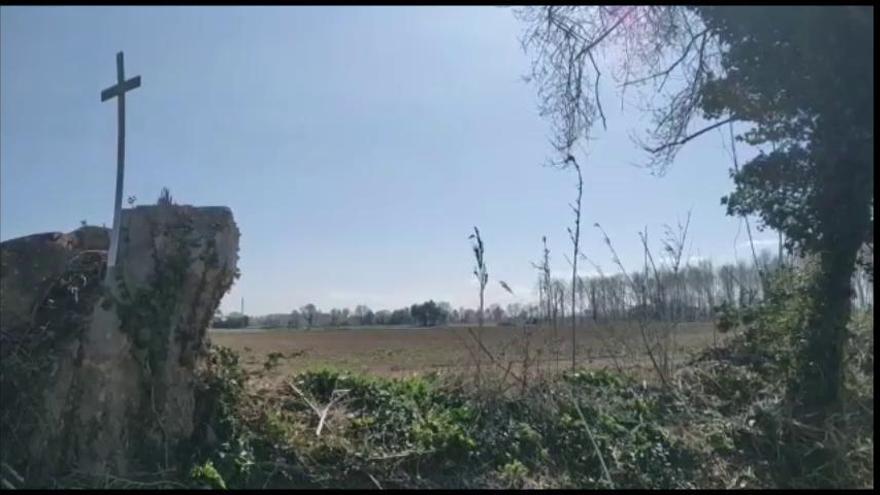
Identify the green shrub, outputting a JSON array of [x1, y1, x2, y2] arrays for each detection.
[[498, 460, 529, 488], [189, 460, 227, 489]]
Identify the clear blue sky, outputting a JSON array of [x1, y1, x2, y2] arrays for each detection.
[[1, 6, 777, 315]]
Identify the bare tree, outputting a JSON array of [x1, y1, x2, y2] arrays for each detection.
[[593, 218, 693, 389], [532, 236, 553, 325], [354, 305, 372, 326], [565, 156, 584, 370], [532, 236, 559, 370]]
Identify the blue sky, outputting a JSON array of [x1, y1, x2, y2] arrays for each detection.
[[1, 6, 777, 315]]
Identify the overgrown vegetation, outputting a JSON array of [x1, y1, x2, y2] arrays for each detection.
[[0, 248, 107, 485], [169, 264, 872, 489], [517, 3, 873, 415], [185, 354, 696, 489]]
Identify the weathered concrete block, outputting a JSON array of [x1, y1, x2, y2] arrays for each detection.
[[0, 205, 239, 485]]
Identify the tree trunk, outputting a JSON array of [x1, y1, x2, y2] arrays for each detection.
[[794, 147, 871, 411], [794, 246, 859, 411]]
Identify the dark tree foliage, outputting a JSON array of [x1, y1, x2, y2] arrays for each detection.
[[703, 6, 873, 409], [410, 300, 447, 327], [300, 304, 317, 328], [389, 308, 412, 326]]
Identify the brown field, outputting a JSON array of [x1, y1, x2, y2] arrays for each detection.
[[210, 321, 725, 382]]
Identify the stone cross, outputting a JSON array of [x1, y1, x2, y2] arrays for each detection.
[[101, 51, 141, 275]]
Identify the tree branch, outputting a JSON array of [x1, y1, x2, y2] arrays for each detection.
[[642, 116, 737, 154], [588, 51, 607, 130], [621, 28, 710, 90]]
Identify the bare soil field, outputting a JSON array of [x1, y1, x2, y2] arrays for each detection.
[[210, 321, 725, 382]]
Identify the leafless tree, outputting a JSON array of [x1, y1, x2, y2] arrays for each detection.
[[591, 217, 693, 388], [532, 236, 553, 326], [532, 236, 559, 370]]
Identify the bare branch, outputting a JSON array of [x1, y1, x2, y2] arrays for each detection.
[[620, 28, 710, 90], [286, 382, 351, 437], [518, 6, 725, 172], [641, 116, 737, 155], [467, 327, 527, 388], [726, 121, 766, 282], [588, 51, 607, 130]]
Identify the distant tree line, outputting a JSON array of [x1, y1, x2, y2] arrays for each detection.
[[225, 250, 872, 331], [533, 250, 872, 327]]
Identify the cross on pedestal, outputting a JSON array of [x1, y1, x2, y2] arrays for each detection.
[[101, 51, 141, 279]]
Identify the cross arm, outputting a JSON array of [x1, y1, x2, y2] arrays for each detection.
[[100, 76, 142, 102]]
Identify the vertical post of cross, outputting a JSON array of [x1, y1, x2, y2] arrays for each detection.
[[100, 51, 141, 283]]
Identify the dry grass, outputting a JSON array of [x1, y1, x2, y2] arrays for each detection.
[[209, 321, 723, 383]]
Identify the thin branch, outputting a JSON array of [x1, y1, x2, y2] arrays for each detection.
[[572, 7, 633, 59], [286, 381, 350, 437], [316, 390, 350, 437], [588, 51, 607, 130], [595, 222, 672, 388], [366, 472, 383, 490], [642, 116, 737, 154], [467, 327, 527, 387], [727, 121, 765, 282], [621, 28, 710, 89]]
